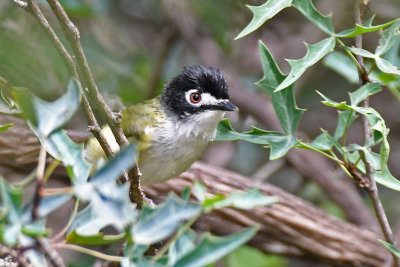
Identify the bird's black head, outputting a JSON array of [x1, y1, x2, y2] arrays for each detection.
[[161, 65, 238, 119]]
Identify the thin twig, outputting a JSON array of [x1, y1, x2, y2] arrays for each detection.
[[52, 199, 79, 242], [354, 1, 400, 266], [37, 238, 66, 267], [31, 146, 47, 221], [53, 243, 124, 262]]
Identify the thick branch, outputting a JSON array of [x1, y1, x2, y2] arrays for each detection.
[[145, 162, 388, 266]]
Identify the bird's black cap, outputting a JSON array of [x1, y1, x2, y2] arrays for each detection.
[[161, 65, 234, 119]]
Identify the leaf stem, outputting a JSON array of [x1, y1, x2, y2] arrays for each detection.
[[341, 110, 354, 148], [336, 38, 363, 72], [152, 213, 201, 263], [297, 142, 344, 165], [52, 198, 79, 242], [53, 243, 123, 262], [43, 159, 61, 183]]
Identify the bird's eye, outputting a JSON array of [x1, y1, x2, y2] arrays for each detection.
[[190, 92, 201, 103]]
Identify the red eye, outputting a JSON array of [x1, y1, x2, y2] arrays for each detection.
[[190, 93, 201, 103]]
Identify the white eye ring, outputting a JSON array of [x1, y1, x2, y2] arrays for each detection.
[[185, 89, 202, 106]]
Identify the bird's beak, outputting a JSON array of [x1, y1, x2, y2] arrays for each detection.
[[218, 101, 239, 111]]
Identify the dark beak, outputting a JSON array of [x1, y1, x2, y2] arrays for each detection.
[[218, 101, 239, 111]]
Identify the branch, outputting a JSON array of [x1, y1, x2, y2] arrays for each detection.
[[145, 162, 388, 266], [353, 1, 399, 266]]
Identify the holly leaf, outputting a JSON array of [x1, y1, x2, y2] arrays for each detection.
[[257, 41, 304, 135], [235, 0, 293, 40], [349, 82, 382, 106], [376, 20, 400, 56], [275, 37, 336, 92], [292, 0, 334, 35], [336, 17, 399, 38], [323, 52, 359, 84], [173, 227, 257, 267]]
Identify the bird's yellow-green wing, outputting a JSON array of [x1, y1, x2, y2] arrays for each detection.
[[121, 97, 166, 152]]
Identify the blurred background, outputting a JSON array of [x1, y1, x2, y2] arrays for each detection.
[[1, 0, 400, 266]]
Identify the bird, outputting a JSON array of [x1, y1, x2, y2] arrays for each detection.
[[85, 65, 238, 185]]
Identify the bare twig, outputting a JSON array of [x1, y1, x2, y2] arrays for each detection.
[[15, 0, 145, 205], [31, 146, 46, 221], [37, 238, 65, 267], [354, 1, 400, 266]]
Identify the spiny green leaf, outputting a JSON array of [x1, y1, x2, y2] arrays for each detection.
[[275, 37, 336, 92], [131, 194, 201, 245], [12, 78, 81, 138], [265, 133, 298, 160], [235, 0, 292, 40], [292, 0, 334, 35], [380, 240, 400, 258], [316, 91, 349, 109], [349, 82, 382, 106], [336, 18, 399, 38], [323, 52, 358, 84], [257, 41, 304, 135], [376, 20, 400, 56], [66, 231, 125, 245], [216, 119, 269, 144], [173, 227, 257, 267], [0, 123, 13, 131]]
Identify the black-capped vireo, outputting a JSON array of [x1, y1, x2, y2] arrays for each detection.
[[85, 65, 238, 185]]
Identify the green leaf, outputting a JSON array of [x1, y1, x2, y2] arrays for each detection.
[[348, 47, 375, 58], [376, 21, 400, 56], [257, 41, 304, 135], [235, 0, 292, 40], [192, 181, 206, 203], [132, 194, 201, 245], [12, 78, 81, 138], [292, 0, 334, 35], [380, 240, 400, 258], [309, 133, 332, 151], [333, 110, 357, 140], [265, 133, 298, 160], [349, 82, 382, 106], [375, 57, 400, 76], [37, 194, 72, 218], [169, 230, 197, 266], [66, 231, 125, 245], [204, 188, 278, 210], [275, 37, 336, 92], [174, 227, 257, 267], [47, 130, 91, 183], [316, 90, 349, 109], [336, 18, 399, 38], [0, 123, 13, 131], [0, 178, 22, 224], [323, 52, 358, 84]]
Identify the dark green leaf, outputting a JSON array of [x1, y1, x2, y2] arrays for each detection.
[[216, 119, 269, 144], [336, 18, 399, 38], [0, 123, 13, 131], [257, 41, 304, 135], [12, 78, 81, 137], [174, 227, 258, 267], [275, 37, 336, 91], [292, 0, 334, 35], [323, 52, 358, 84], [235, 0, 292, 40], [66, 231, 125, 245], [132, 194, 201, 245], [264, 133, 298, 160], [21, 221, 49, 238], [349, 82, 382, 106], [333, 110, 357, 140]]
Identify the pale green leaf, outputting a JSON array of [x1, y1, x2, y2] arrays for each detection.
[[292, 0, 334, 35], [132, 195, 201, 245], [38, 194, 72, 218], [169, 230, 197, 266], [348, 47, 375, 58], [235, 0, 292, 40], [376, 20, 400, 56], [275, 37, 336, 92], [174, 227, 257, 267], [376, 57, 400, 76], [309, 133, 332, 151], [336, 18, 399, 38], [12, 78, 81, 138], [323, 52, 358, 84], [349, 82, 382, 106], [257, 41, 304, 135], [316, 90, 349, 109]]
